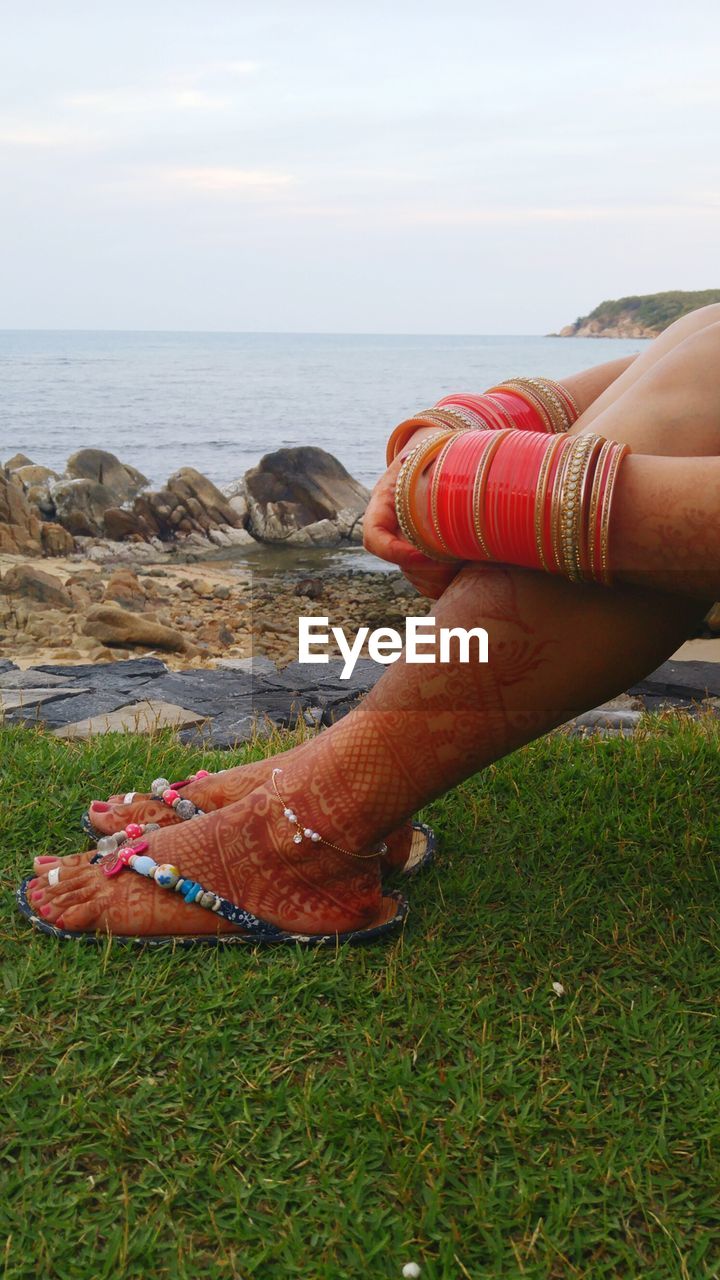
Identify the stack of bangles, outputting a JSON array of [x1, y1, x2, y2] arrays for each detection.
[[386, 376, 580, 464], [394, 426, 629, 586]]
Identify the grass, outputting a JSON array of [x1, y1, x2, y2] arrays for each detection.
[[1, 716, 719, 1279]]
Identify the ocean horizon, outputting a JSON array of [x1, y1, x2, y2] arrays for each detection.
[[0, 330, 644, 491]]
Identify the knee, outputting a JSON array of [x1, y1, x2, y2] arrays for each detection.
[[666, 303, 720, 338]]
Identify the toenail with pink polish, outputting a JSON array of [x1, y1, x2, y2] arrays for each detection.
[[30, 890, 45, 903], [35, 857, 56, 866], [40, 905, 53, 918], [91, 801, 111, 813]]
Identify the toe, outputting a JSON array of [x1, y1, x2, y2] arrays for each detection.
[[33, 850, 94, 874], [40, 864, 105, 921], [88, 797, 174, 836]]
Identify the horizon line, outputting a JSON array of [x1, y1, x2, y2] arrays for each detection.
[[0, 326, 578, 339]]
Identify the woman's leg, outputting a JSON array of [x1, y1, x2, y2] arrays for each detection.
[[28, 334, 718, 936], [570, 302, 720, 436], [87, 307, 720, 839]]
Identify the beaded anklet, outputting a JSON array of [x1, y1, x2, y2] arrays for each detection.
[[271, 768, 388, 860]]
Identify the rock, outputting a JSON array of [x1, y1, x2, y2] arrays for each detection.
[[50, 477, 117, 536], [53, 699, 205, 739], [244, 447, 370, 543], [222, 478, 249, 524], [223, 525, 255, 546], [294, 577, 324, 600], [102, 568, 147, 610], [12, 463, 59, 486], [126, 468, 246, 545], [65, 448, 148, 500], [82, 603, 199, 655], [80, 538, 165, 565], [0, 472, 42, 553], [41, 522, 75, 556], [284, 518, 343, 548], [0, 564, 74, 609], [0, 668, 74, 689], [207, 528, 232, 547], [166, 468, 244, 530], [102, 506, 152, 541], [4, 453, 34, 472], [706, 603, 720, 632]]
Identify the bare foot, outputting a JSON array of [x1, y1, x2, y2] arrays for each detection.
[[89, 756, 279, 834], [28, 780, 398, 938]]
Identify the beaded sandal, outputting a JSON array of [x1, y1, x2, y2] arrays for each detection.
[[16, 842, 409, 949]]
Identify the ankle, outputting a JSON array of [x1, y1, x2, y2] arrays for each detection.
[[268, 766, 387, 859]]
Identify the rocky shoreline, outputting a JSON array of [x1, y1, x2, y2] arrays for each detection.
[[2, 442, 370, 557], [1, 440, 428, 672]]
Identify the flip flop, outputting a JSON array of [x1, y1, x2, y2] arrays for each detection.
[[80, 811, 437, 878], [16, 868, 408, 949]]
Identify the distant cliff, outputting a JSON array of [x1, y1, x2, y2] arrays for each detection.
[[555, 290, 720, 338]]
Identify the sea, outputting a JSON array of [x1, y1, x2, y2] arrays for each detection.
[[0, 331, 644, 493]]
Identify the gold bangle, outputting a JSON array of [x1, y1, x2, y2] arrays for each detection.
[[598, 443, 630, 585], [395, 430, 459, 560], [549, 437, 574, 574], [493, 376, 575, 434], [429, 434, 460, 555], [489, 379, 555, 433], [387, 407, 483, 463], [576, 435, 604, 580], [472, 429, 511, 559], [585, 438, 613, 582], [560, 434, 603, 582], [534, 434, 567, 570], [523, 378, 572, 433]]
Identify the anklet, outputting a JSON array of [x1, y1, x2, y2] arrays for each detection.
[[271, 768, 387, 860]]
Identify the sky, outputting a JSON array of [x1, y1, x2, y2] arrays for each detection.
[[1, 0, 719, 333]]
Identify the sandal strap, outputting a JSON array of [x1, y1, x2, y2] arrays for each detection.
[[97, 841, 287, 939]]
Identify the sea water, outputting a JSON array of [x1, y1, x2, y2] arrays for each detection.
[[0, 330, 644, 492]]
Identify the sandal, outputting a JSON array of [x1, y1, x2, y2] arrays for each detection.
[[16, 841, 409, 949]]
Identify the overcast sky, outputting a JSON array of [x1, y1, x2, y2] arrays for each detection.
[[1, 0, 718, 333]]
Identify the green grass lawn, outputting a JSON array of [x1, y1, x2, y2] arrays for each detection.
[[1, 717, 719, 1279]]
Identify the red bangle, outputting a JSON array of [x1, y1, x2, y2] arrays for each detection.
[[397, 419, 629, 583]]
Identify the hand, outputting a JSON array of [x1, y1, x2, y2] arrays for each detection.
[[363, 452, 462, 599]]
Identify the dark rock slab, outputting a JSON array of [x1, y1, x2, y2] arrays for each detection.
[[149, 670, 256, 713], [573, 708, 643, 732], [629, 660, 720, 702], [214, 656, 278, 677], [179, 709, 275, 749], [7, 688, 144, 728], [0, 659, 17, 674], [266, 658, 381, 695], [33, 657, 168, 682], [0, 669, 77, 689]]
